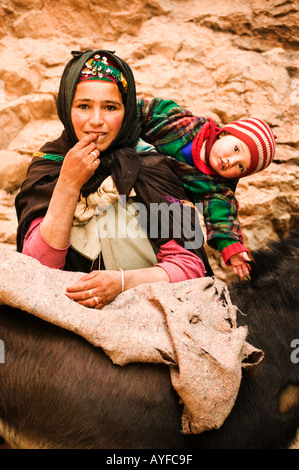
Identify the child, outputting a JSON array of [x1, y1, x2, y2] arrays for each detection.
[[136, 100, 276, 277], [165, 116, 276, 277]]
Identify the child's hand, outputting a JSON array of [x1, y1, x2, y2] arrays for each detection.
[[229, 251, 251, 278]]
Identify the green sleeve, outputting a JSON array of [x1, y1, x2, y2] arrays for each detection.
[[136, 99, 245, 255], [168, 160, 244, 254], [216, 237, 238, 253], [136, 98, 206, 160], [202, 183, 244, 252]]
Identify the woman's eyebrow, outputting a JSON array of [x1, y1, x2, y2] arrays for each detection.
[[72, 98, 93, 103], [72, 98, 121, 105], [103, 100, 122, 105]]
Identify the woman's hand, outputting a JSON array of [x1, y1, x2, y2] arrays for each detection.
[[65, 266, 170, 309], [59, 133, 100, 191], [39, 133, 100, 250], [65, 270, 123, 309]]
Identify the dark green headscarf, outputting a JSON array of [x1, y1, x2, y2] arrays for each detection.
[[56, 49, 141, 151]]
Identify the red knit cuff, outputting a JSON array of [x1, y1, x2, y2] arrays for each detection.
[[221, 242, 249, 265]]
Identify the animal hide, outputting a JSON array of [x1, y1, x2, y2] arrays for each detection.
[[0, 247, 263, 434]]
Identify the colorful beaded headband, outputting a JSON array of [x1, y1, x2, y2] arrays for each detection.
[[78, 54, 128, 93]]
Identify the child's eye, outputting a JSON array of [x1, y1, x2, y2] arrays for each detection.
[[239, 163, 244, 172], [234, 145, 239, 153]]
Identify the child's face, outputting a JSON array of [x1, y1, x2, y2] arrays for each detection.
[[209, 134, 251, 179]]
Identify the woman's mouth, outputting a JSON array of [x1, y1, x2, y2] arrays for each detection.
[[87, 131, 107, 139]]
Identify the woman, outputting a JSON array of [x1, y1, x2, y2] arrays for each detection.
[[15, 49, 212, 309]]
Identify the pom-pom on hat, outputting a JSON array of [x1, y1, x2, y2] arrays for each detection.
[[220, 118, 276, 177]]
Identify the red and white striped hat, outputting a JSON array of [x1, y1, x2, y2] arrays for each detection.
[[220, 118, 276, 177]]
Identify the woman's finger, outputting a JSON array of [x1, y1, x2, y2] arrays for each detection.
[[75, 133, 98, 149], [77, 297, 100, 309], [65, 283, 85, 293], [94, 302, 104, 310], [66, 272, 100, 292], [67, 290, 103, 309], [84, 142, 100, 157], [65, 290, 89, 301], [75, 272, 97, 283]]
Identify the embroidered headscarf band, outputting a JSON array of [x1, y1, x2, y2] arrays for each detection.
[[78, 53, 128, 93]]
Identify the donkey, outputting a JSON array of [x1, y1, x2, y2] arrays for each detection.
[[0, 230, 298, 449]]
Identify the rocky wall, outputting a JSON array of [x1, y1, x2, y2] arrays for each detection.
[[0, 0, 298, 280]]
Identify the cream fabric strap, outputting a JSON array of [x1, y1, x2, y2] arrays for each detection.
[[70, 176, 157, 269], [119, 268, 124, 292]]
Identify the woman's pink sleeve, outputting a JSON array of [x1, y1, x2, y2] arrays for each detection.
[[23, 220, 206, 280], [156, 240, 206, 283], [22, 217, 69, 269]]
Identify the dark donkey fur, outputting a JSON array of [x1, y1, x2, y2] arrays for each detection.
[[0, 230, 298, 449]]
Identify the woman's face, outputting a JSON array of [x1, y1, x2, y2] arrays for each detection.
[[71, 80, 125, 152]]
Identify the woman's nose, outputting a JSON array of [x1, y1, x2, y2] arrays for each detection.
[[90, 108, 104, 126]]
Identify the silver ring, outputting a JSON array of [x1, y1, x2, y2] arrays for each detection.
[[94, 297, 99, 305], [89, 289, 92, 298], [90, 151, 97, 159]]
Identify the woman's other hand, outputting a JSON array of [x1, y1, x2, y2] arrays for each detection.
[[65, 270, 123, 309], [65, 266, 170, 309]]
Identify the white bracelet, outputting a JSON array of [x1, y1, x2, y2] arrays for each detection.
[[119, 268, 124, 292]]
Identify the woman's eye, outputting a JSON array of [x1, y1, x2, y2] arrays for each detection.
[[234, 145, 239, 153], [239, 163, 244, 172], [105, 105, 117, 112], [78, 104, 89, 110]]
